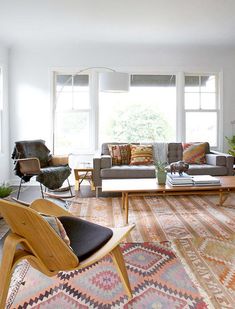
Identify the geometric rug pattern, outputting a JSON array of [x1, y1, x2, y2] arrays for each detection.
[[69, 194, 235, 242], [8, 243, 208, 308], [173, 236, 235, 309]]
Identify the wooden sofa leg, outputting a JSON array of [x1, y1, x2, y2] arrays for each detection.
[[110, 245, 132, 299]]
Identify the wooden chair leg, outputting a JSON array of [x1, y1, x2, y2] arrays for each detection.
[[0, 234, 26, 308], [110, 245, 132, 299]]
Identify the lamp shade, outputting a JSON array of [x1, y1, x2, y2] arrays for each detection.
[[99, 72, 130, 92]]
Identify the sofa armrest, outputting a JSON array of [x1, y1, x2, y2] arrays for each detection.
[[100, 155, 112, 169], [206, 153, 226, 166], [207, 151, 234, 175], [93, 153, 112, 187]]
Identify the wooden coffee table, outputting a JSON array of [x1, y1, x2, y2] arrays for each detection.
[[102, 176, 235, 224]]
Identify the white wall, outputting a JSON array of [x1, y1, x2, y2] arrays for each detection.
[[0, 46, 9, 183], [8, 44, 235, 180]]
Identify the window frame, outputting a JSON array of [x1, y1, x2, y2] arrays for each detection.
[[52, 71, 96, 154], [183, 72, 221, 149]]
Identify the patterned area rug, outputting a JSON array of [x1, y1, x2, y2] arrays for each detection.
[[7, 243, 208, 308], [173, 235, 235, 309], [69, 194, 235, 242]]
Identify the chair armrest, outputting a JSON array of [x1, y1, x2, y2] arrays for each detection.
[[50, 155, 68, 166], [30, 199, 73, 217], [17, 158, 41, 175]]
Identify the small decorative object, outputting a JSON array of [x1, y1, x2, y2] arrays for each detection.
[[155, 161, 167, 185], [169, 161, 189, 175], [0, 183, 13, 199]]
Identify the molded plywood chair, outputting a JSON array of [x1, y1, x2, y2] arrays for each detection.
[[0, 199, 134, 308]]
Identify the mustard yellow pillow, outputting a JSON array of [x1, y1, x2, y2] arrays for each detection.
[[130, 144, 154, 165], [182, 143, 207, 164]]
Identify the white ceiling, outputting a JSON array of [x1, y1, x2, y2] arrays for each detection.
[[1, 0, 235, 48]]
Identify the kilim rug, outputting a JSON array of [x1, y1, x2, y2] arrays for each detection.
[[69, 194, 235, 242], [173, 235, 235, 309], [7, 243, 208, 308]]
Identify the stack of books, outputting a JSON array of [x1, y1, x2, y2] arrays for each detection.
[[167, 173, 194, 186], [192, 175, 221, 186]]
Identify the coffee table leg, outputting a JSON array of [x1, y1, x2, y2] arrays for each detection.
[[125, 193, 129, 224], [219, 190, 229, 206], [122, 192, 125, 209]]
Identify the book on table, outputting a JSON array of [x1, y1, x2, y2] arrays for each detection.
[[167, 173, 221, 187], [191, 175, 221, 186], [167, 173, 194, 186]]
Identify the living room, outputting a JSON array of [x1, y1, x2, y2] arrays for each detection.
[[0, 1, 235, 308]]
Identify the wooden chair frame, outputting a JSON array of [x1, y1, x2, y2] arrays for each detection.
[[0, 199, 134, 308]]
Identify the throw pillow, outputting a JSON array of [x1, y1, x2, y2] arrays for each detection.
[[108, 144, 131, 165], [130, 144, 154, 165], [43, 215, 71, 246], [182, 142, 207, 164]]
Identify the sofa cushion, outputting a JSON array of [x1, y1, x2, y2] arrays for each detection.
[[100, 165, 156, 179], [102, 142, 139, 155], [168, 143, 183, 163], [108, 144, 131, 165], [182, 142, 207, 164], [130, 144, 154, 165], [187, 164, 227, 176]]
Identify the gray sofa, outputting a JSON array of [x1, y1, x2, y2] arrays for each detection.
[[93, 142, 234, 190]]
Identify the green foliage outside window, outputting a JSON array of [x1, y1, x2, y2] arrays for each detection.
[[108, 103, 172, 142]]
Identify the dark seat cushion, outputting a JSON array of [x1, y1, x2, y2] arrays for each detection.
[[58, 216, 113, 261]]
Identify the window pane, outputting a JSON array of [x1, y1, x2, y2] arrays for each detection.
[[185, 93, 200, 109], [185, 76, 199, 92], [99, 75, 176, 144], [54, 73, 91, 153], [201, 75, 216, 93], [54, 112, 90, 153], [201, 93, 216, 109], [74, 75, 88, 87], [73, 91, 90, 109], [186, 112, 217, 147], [56, 75, 72, 92], [56, 92, 73, 111]]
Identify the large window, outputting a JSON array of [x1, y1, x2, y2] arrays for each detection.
[[54, 74, 91, 154], [184, 74, 218, 147], [99, 75, 176, 144], [53, 71, 221, 154]]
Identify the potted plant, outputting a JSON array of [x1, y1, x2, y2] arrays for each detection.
[[0, 183, 13, 199], [155, 161, 167, 185], [225, 135, 235, 156]]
